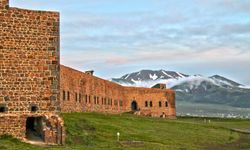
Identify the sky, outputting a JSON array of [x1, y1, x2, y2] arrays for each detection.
[[10, 0, 250, 85]]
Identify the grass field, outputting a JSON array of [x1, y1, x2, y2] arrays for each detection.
[[0, 112, 250, 150]]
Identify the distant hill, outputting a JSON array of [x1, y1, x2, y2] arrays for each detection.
[[112, 69, 250, 108]]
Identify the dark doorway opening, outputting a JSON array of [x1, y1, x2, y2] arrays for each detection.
[[26, 117, 44, 142], [131, 101, 138, 111]]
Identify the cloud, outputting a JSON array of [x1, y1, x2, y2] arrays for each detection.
[[220, 23, 250, 35], [62, 45, 250, 70], [11, 0, 250, 85], [105, 55, 129, 65], [219, 0, 250, 11]]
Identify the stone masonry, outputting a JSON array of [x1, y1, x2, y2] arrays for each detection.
[[60, 65, 176, 118], [0, 0, 64, 144]]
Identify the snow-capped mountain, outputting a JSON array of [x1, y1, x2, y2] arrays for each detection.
[[210, 75, 242, 87], [112, 69, 188, 85], [112, 70, 242, 89], [111, 70, 250, 108]]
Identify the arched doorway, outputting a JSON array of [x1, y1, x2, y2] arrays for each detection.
[[131, 101, 138, 111], [26, 117, 44, 142]]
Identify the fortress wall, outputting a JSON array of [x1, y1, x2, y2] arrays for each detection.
[[123, 87, 176, 118], [60, 65, 176, 118], [60, 65, 125, 113], [0, 1, 64, 144]]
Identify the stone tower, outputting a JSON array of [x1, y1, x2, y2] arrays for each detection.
[[0, 0, 64, 144]]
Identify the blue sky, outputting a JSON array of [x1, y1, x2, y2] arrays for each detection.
[[11, 0, 250, 85]]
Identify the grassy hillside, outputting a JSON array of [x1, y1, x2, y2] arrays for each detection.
[[175, 85, 250, 108], [0, 113, 250, 150]]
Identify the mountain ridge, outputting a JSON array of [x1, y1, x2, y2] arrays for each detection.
[[111, 69, 250, 108]]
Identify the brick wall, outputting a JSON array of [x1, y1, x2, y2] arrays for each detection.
[[0, 1, 64, 144], [60, 65, 176, 118]]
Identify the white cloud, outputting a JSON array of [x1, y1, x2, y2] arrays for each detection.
[[11, 0, 250, 85]]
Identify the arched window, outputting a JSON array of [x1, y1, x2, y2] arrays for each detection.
[[150, 101, 153, 107], [165, 101, 168, 107], [159, 101, 162, 107], [145, 101, 148, 107]]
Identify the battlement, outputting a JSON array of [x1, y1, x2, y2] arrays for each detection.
[[0, 0, 9, 9]]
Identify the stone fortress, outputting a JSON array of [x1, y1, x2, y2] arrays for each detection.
[[0, 0, 176, 145]]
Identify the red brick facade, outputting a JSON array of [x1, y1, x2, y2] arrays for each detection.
[[60, 65, 176, 118], [0, 0, 64, 144]]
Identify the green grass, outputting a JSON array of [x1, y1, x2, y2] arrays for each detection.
[[176, 116, 250, 130], [0, 113, 250, 150]]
